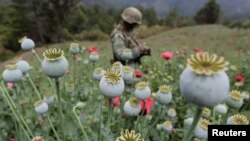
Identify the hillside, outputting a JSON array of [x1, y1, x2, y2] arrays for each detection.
[[81, 0, 250, 19], [2, 25, 250, 67]]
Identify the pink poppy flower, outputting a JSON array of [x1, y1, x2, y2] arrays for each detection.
[[161, 51, 173, 60], [193, 48, 204, 55], [140, 97, 154, 115], [235, 74, 245, 83], [112, 97, 120, 107], [7, 83, 14, 89], [134, 70, 142, 78], [87, 47, 97, 53]]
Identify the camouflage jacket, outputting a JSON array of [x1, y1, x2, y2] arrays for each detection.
[[110, 24, 141, 64]]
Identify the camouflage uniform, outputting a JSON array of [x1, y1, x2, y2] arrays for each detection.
[[111, 23, 141, 65]]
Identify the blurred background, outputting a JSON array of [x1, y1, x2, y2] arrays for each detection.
[[0, 0, 250, 62]]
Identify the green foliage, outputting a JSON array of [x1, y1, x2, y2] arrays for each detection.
[[194, 0, 220, 24], [164, 9, 195, 28], [226, 20, 250, 29], [0, 49, 15, 61]]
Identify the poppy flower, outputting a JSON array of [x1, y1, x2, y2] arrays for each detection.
[[193, 48, 204, 55], [87, 47, 97, 53], [134, 70, 142, 78], [139, 97, 154, 115], [9, 137, 15, 141], [161, 51, 173, 60], [235, 74, 245, 83], [112, 97, 120, 107], [7, 82, 14, 89]]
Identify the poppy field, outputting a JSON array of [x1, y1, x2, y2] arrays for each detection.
[[0, 25, 250, 141]]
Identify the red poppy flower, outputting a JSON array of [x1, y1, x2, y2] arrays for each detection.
[[134, 70, 142, 78], [140, 97, 154, 115], [9, 138, 15, 141], [87, 47, 97, 53], [235, 74, 245, 83], [193, 48, 204, 55], [161, 51, 173, 60], [112, 97, 120, 107]]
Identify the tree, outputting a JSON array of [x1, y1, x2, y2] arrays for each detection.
[[194, 0, 220, 24]]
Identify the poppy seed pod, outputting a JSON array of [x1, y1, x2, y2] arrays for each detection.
[[89, 52, 99, 62], [70, 43, 80, 54], [167, 108, 177, 118], [162, 121, 173, 133], [226, 114, 249, 125], [42, 48, 69, 78], [180, 53, 230, 107], [34, 100, 49, 115], [184, 117, 193, 128], [194, 119, 210, 139], [19, 36, 35, 51], [156, 85, 172, 104], [215, 104, 227, 115], [43, 93, 55, 105], [123, 66, 134, 83], [124, 97, 141, 116], [116, 129, 144, 141], [224, 90, 243, 108], [16, 60, 30, 74], [93, 67, 105, 81], [31, 136, 45, 141], [2, 64, 22, 83], [202, 108, 211, 118], [134, 81, 151, 100], [99, 70, 125, 98], [112, 62, 124, 77]]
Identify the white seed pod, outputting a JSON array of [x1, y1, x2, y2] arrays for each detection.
[[69, 43, 80, 54], [42, 48, 69, 78], [19, 36, 35, 51], [224, 90, 243, 109], [226, 114, 249, 125], [2, 64, 22, 83], [134, 81, 151, 100], [184, 117, 193, 128], [123, 66, 134, 84], [112, 62, 124, 77], [35, 100, 49, 115], [16, 60, 30, 74], [194, 119, 210, 139], [93, 68, 105, 81], [202, 108, 211, 118], [124, 97, 141, 116], [156, 85, 172, 104], [180, 53, 230, 107], [43, 93, 55, 105], [99, 70, 125, 98], [167, 108, 177, 118], [89, 52, 99, 62], [162, 121, 173, 133], [241, 91, 250, 101], [215, 104, 227, 115]]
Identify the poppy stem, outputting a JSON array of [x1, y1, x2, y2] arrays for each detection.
[[73, 106, 89, 141], [106, 98, 113, 130], [73, 55, 76, 95], [98, 94, 103, 141], [181, 106, 203, 141], [1, 83, 33, 139], [55, 78, 65, 141], [27, 76, 42, 100]]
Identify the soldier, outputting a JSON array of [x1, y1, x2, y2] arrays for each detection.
[[110, 7, 151, 67]]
